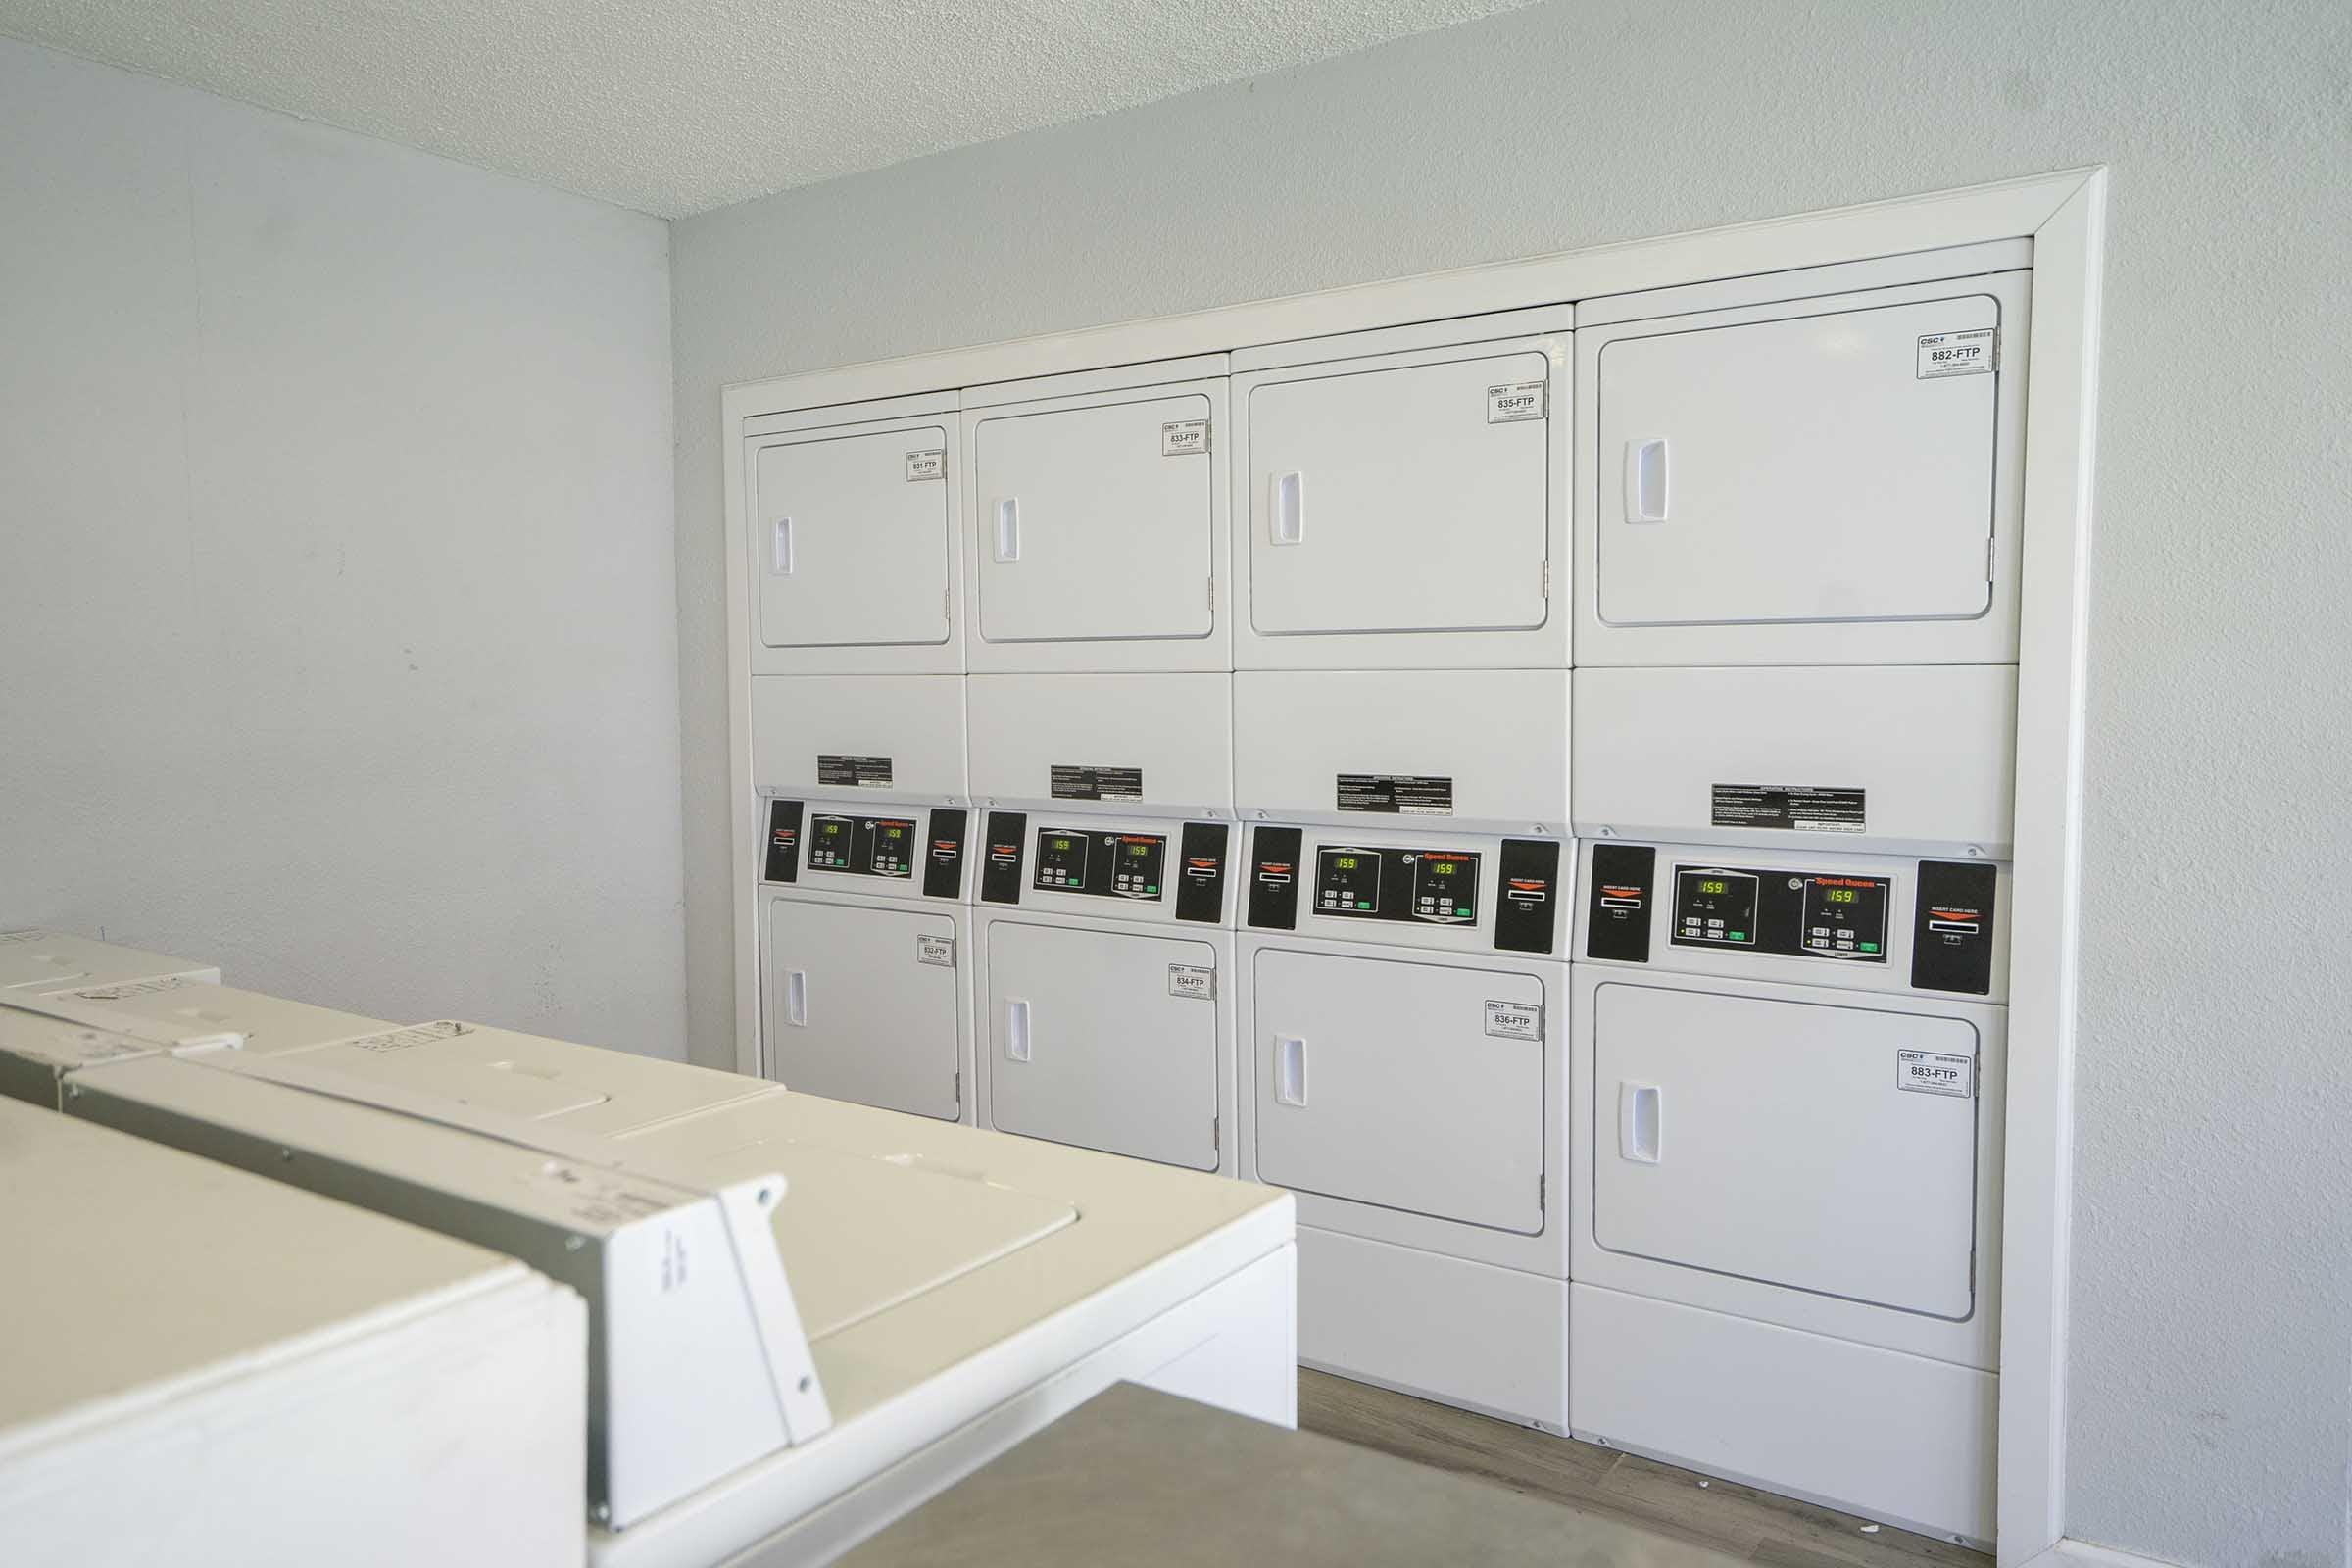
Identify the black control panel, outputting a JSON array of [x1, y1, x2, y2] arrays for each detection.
[[1313, 845, 1481, 926], [1911, 860, 1998, 995], [1494, 838, 1564, 955], [1174, 822, 1231, 924], [1246, 826, 1303, 929], [1580, 847, 2000, 993], [1582, 843, 1655, 961], [922, 808, 967, 900], [979, 811, 1027, 904], [1031, 826, 1168, 902], [805, 812, 919, 879], [761, 799, 803, 884], [1672, 864, 1889, 961]]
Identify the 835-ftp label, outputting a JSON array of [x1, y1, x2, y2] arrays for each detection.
[[1487, 381, 1546, 422]]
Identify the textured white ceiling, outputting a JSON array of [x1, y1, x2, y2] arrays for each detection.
[[0, 0, 1538, 217]]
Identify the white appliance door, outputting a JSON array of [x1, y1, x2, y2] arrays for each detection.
[[1595, 294, 2000, 627], [753, 426, 953, 649], [1252, 950, 1544, 1233], [972, 394, 1215, 644], [1246, 350, 1551, 636], [763, 897, 960, 1120], [985, 922, 1219, 1170], [1592, 982, 1980, 1317]]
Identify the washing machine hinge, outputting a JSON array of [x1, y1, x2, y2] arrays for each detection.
[[953, 1069, 962, 1109], [1212, 1114, 1221, 1154]]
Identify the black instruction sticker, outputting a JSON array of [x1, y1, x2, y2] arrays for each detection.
[[818, 754, 894, 789], [1051, 764, 1144, 803], [1711, 784, 1866, 834], [1338, 774, 1454, 816]]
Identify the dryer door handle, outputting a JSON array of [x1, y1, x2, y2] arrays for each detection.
[[1270, 471, 1305, 546], [993, 498, 1022, 562], [783, 970, 808, 1028], [1618, 1082, 1661, 1163], [1624, 437, 1670, 523], [770, 516, 796, 574], [1004, 998, 1032, 1062], [1274, 1034, 1308, 1106]]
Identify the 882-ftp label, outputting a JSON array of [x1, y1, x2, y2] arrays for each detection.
[[1916, 328, 1996, 378]]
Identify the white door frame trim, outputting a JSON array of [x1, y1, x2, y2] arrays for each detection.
[[718, 166, 2107, 1560]]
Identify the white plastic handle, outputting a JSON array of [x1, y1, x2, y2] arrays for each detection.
[[1005, 998, 1032, 1062], [993, 498, 1022, 562], [1270, 471, 1304, 546], [783, 970, 808, 1028], [1624, 438, 1669, 523], [1274, 1035, 1307, 1106], [771, 516, 795, 574], [1618, 1082, 1661, 1163]]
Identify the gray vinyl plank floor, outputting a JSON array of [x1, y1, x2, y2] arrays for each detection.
[[1297, 1369, 1991, 1568]]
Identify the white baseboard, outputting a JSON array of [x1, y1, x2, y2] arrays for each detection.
[[2020, 1538, 2185, 1568]]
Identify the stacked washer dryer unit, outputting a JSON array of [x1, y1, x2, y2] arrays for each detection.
[[745, 393, 978, 1121], [1566, 242, 2031, 1545], [962, 361, 1243, 1175], [1229, 307, 1579, 1431]]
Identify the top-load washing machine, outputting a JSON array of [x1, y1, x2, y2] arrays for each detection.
[[753, 671, 975, 1122], [959, 359, 1231, 675], [968, 671, 1239, 1174], [0, 928, 219, 995], [1229, 305, 1572, 672]]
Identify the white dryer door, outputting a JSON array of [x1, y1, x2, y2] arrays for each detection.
[[753, 425, 954, 650], [763, 897, 961, 1120], [1246, 350, 1551, 636], [1251, 949, 1545, 1234], [1595, 294, 2000, 627], [985, 922, 1220, 1170], [1592, 982, 1981, 1317], [971, 393, 1215, 645]]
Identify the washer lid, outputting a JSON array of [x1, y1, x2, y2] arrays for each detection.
[[612, 1121, 1077, 1343]]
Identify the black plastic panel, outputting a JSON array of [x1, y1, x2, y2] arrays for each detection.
[[1311, 846, 1480, 926], [761, 799, 804, 885], [1246, 826, 1303, 930], [1175, 822, 1230, 924], [1494, 838, 1563, 955], [1583, 843, 1654, 962], [1030, 827, 1168, 904], [980, 811, 1027, 905], [1911, 860, 1999, 995], [1668, 861, 1890, 964], [922, 808, 967, 900]]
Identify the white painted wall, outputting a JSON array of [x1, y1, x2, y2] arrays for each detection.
[[0, 38, 686, 1058], [672, 1, 2352, 1561]]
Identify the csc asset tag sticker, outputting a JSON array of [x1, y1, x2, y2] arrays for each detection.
[[904, 448, 946, 481], [1916, 328, 1996, 378], [1161, 420, 1210, 457], [1168, 964, 1215, 1000], [1484, 1001, 1544, 1042], [1897, 1049, 1975, 1098], [1486, 381, 1546, 422], [915, 935, 956, 968]]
